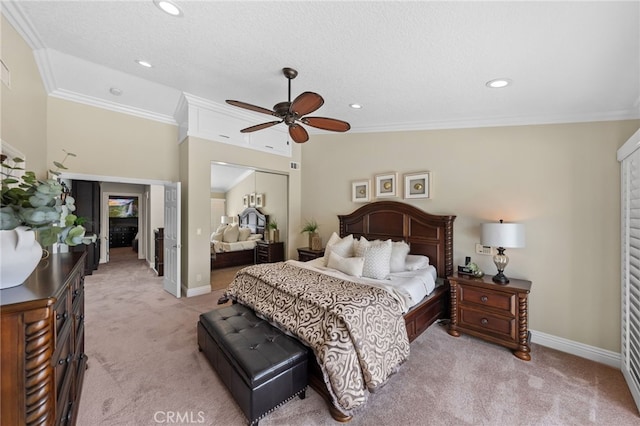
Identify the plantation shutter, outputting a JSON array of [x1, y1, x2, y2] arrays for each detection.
[[619, 128, 640, 413]]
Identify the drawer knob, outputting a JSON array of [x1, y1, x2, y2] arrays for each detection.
[[481, 318, 489, 325], [481, 296, 488, 303]]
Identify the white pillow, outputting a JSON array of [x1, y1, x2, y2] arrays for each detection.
[[223, 224, 240, 243], [357, 239, 392, 280], [247, 234, 263, 241], [327, 252, 364, 277], [216, 224, 228, 233], [405, 254, 430, 271], [238, 227, 251, 241], [323, 233, 354, 266], [390, 241, 410, 272], [352, 236, 368, 255], [210, 231, 224, 242]]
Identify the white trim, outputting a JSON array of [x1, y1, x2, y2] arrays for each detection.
[[617, 128, 640, 162], [1, 1, 45, 50], [48, 89, 178, 126], [33, 48, 56, 94], [183, 284, 210, 298], [531, 329, 620, 369], [59, 172, 172, 187]]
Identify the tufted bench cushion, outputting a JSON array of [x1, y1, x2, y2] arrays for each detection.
[[197, 303, 308, 425]]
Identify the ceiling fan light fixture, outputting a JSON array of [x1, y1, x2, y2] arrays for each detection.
[[486, 78, 512, 88], [154, 0, 183, 17]]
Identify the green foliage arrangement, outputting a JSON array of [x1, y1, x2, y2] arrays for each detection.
[[0, 150, 97, 246], [267, 219, 278, 230], [301, 219, 318, 234]]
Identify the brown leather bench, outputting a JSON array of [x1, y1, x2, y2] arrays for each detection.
[[197, 303, 308, 425]]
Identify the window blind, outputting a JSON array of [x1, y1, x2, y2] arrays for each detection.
[[620, 138, 640, 413]]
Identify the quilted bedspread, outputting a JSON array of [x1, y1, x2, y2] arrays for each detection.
[[224, 262, 410, 415]]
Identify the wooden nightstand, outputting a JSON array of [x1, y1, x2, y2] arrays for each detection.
[[256, 241, 284, 264], [297, 247, 325, 262], [448, 273, 532, 361]]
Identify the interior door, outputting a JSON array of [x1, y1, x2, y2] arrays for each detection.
[[163, 182, 181, 298]]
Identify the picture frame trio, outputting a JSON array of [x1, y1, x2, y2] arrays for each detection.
[[243, 193, 264, 208], [352, 171, 431, 203]]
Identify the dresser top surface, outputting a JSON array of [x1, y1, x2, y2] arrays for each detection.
[[1, 252, 85, 308]]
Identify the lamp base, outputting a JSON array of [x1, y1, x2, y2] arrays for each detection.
[[492, 272, 510, 284]]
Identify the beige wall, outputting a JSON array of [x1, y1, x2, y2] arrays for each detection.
[[0, 16, 47, 174], [47, 98, 179, 182], [302, 121, 640, 352]]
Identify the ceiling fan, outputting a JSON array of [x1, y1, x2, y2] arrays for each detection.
[[225, 67, 351, 144]]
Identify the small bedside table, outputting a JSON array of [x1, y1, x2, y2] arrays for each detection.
[[256, 241, 284, 264], [297, 247, 325, 262], [448, 273, 532, 361]]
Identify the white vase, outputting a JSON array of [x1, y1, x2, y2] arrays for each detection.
[[0, 227, 43, 289]]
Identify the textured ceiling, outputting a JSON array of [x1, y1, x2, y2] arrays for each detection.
[[3, 0, 639, 134]]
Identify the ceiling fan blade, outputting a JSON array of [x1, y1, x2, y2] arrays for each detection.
[[226, 100, 275, 116], [289, 124, 309, 143], [240, 121, 282, 133], [290, 92, 324, 116], [301, 117, 351, 132]]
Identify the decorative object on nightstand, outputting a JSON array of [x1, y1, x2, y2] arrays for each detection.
[[267, 219, 279, 242], [481, 220, 525, 284], [297, 247, 325, 261], [448, 273, 532, 361], [301, 219, 322, 250], [256, 240, 284, 264]]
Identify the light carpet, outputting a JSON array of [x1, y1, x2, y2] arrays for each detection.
[[77, 256, 640, 425]]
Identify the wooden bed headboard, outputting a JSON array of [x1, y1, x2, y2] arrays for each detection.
[[338, 201, 456, 278], [238, 207, 268, 237]]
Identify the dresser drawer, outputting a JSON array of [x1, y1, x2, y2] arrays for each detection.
[[459, 308, 516, 340], [459, 285, 515, 315]]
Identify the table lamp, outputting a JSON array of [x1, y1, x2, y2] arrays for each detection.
[[481, 220, 525, 284]]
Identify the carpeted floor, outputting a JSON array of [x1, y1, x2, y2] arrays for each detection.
[[77, 256, 640, 425]]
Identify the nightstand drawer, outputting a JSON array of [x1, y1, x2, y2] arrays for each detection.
[[459, 286, 515, 315], [459, 308, 516, 340]]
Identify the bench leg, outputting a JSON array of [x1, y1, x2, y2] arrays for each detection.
[[299, 389, 306, 400]]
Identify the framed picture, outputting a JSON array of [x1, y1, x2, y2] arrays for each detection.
[[351, 180, 370, 203], [249, 193, 256, 207], [375, 172, 398, 198], [255, 193, 264, 208], [242, 194, 249, 208], [404, 172, 431, 199]]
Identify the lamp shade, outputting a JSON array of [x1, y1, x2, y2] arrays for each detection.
[[481, 222, 525, 248]]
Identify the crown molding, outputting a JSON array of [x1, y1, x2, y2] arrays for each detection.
[[50, 88, 177, 125], [1, 1, 45, 50]]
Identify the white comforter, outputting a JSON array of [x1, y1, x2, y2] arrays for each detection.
[[286, 258, 437, 313]]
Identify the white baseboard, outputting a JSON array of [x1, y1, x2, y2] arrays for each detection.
[[183, 284, 210, 298], [531, 329, 621, 369]]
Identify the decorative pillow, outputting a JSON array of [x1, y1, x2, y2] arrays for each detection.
[[390, 241, 410, 272], [210, 231, 224, 242], [247, 234, 263, 241], [216, 224, 228, 233], [222, 224, 240, 243], [405, 254, 430, 271], [327, 252, 364, 277], [352, 236, 368, 255], [323, 234, 354, 265], [357, 239, 392, 279], [238, 227, 252, 241], [324, 234, 353, 264]]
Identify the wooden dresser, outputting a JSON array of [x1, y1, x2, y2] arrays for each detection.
[[154, 228, 164, 276], [256, 241, 285, 264], [1, 252, 88, 425], [296, 247, 325, 262], [448, 272, 532, 360]]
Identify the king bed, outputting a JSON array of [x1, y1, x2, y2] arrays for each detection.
[[210, 207, 267, 270], [224, 201, 455, 421]]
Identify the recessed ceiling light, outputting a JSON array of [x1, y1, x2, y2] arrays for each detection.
[[154, 0, 183, 17], [486, 78, 512, 88], [349, 103, 362, 109], [135, 59, 153, 68], [109, 87, 123, 96]]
